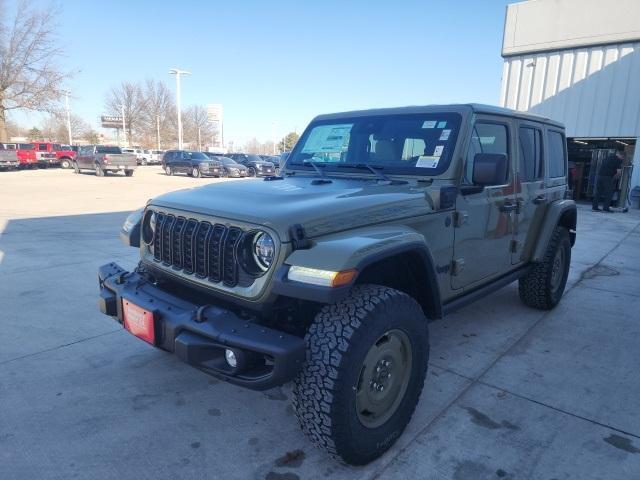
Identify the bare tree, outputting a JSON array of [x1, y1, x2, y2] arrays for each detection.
[[183, 105, 215, 150], [41, 113, 90, 142], [0, 0, 73, 141], [140, 79, 175, 149], [104, 81, 146, 145]]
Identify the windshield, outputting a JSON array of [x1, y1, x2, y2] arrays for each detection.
[[287, 113, 461, 176], [96, 146, 122, 154], [246, 154, 262, 162], [218, 157, 238, 165], [19, 143, 35, 150], [53, 144, 62, 150]]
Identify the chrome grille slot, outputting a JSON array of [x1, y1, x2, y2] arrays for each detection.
[[223, 227, 243, 287], [194, 222, 211, 277], [161, 214, 175, 264], [183, 219, 198, 274], [207, 224, 226, 283], [153, 212, 165, 261], [171, 217, 186, 269]]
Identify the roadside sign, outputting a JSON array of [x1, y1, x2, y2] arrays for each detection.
[[101, 115, 123, 129], [207, 104, 223, 123]]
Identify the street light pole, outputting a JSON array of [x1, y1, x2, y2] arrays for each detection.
[[64, 91, 73, 145], [156, 115, 161, 150], [169, 68, 191, 149], [121, 105, 127, 147]]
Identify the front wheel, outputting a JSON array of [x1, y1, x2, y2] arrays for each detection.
[[141, 158, 147, 166], [293, 284, 429, 465], [519, 226, 571, 310], [165, 166, 173, 176], [60, 158, 71, 169], [73, 161, 80, 173], [192, 166, 201, 178], [247, 167, 256, 177]]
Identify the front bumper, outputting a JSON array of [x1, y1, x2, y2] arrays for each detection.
[[0, 160, 19, 168], [98, 262, 306, 390]]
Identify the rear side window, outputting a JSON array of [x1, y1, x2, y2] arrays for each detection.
[[96, 146, 121, 154], [518, 127, 543, 181], [38, 144, 47, 151], [464, 123, 509, 184], [547, 131, 566, 178]]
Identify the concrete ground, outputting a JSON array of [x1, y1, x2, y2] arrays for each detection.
[[1, 167, 639, 480]]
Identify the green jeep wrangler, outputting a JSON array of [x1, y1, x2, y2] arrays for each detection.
[[99, 104, 576, 465]]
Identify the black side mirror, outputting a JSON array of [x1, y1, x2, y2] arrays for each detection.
[[472, 153, 508, 186]]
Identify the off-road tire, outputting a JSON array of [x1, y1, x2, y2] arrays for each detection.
[[293, 284, 429, 465], [125, 170, 134, 177], [519, 226, 571, 310]]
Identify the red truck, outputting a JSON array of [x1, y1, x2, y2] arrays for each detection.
[[2, 143, 40, 168], [32, 142, 75, 168]]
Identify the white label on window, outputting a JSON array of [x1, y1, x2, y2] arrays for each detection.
[[415, 156, 440, 168], [433, 145, 444, 157], [439, 129, 451, 141], [422, 120, 437, 129], [301, 124, 352, 153], [437, 121, 447, 128]]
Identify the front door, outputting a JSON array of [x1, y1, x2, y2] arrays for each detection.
[[451, 118, 517, 290]]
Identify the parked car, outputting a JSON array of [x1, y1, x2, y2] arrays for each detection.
[[225, 153, 275, 176], [121, 148, 148, 165], [147, 150, 164, 165], [32, 142, 75, 168], [0, 143, 19, 170], [162, 150, 223, 177], [73, 145, 137, 176], [203, 153, 248, 177], [102, 104, 576, 465]]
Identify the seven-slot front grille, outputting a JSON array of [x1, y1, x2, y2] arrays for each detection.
[[150, 210, 245, 287]]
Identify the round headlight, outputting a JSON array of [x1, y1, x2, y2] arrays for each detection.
[[142, 209, 156, 245], [254, 232, 275, 270]]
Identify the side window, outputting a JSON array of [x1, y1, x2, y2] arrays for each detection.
[[464, 123, 509, 184], [518, 126, 543, 181], [547, 131, 566, 178], [38, 144, 47, 151]]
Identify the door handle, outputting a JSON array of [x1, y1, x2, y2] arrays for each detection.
[[499, 202, 517, 213], [533, 195, 547, 205]]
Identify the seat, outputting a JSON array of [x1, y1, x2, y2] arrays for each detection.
[[374, 140, 396, 162]]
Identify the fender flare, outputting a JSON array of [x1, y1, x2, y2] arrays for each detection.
[[272, 226, 442, 318], [531, 199, 577, 262]]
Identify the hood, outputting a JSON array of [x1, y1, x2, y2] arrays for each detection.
[[150, 175, 434, 240]]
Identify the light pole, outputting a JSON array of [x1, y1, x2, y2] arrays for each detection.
[[63, 91, 73, 145], [121, 105, 127, 147], [156, 115, 161, 150], [169, 68, 191, 149]]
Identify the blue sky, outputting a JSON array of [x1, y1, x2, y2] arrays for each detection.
[[11, 0, 513, 144]]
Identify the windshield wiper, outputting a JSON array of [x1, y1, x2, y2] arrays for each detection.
[[302, 160, 328, 178], [336, 163, 391, 182]]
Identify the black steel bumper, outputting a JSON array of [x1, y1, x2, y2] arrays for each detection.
[[98, 262, 306, 390]]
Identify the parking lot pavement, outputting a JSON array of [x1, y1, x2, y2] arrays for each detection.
[[1, 167, 639, 480]]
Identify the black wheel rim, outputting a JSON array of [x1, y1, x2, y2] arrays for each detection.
[[356, 329, 412, 429]]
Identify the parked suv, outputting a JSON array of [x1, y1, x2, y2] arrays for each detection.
[[99, 104, 576, 465], [203, 153, 248, 177], [225, 153, 275, 176], [162, 150, 223, 177], [74, 145, 137, 176]]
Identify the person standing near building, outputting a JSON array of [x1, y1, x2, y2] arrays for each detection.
[[592, 149, 625, 212]]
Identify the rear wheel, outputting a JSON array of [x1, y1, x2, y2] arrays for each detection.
[[73, 161, 79, 173], [293, 284, 429, 465], [165, 165, 173, 176], [95, 164, 105, 177], [124, 170, 134, 177], [519, 226, 571, 310], [192, 166, 201, 178]]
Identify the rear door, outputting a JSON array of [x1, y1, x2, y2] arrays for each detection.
[[452, 117, 517, 290], [512, 121, 547, 264]]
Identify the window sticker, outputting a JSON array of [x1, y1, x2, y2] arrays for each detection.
[[433, 145, 444, 157], [415, 156, 440, 168], [422, 120, 437, 129], [439, 129, 451, 141], [437, 121, 447, 129], [301, 124, 352, 153]]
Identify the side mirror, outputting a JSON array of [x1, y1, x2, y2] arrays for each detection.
[[472, 153, 508, 186]]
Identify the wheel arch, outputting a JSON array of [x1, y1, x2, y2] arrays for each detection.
[[531, 199, 577, 262]]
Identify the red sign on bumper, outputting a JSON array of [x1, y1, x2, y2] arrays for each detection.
[[123, 300, 155, 344]]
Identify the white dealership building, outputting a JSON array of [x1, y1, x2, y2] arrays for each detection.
[[500, 0, 640, 206]]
